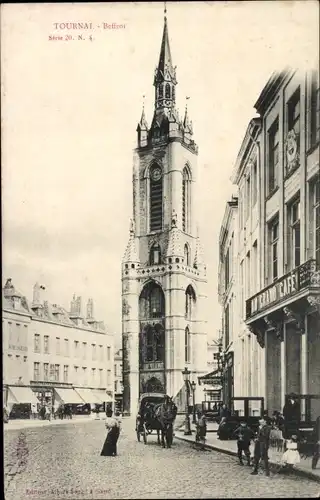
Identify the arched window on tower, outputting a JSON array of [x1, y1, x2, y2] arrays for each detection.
[[165, 83, 171, 99], [150, 165, 163, 232], [185, 326, 191, 363], [184, 244, 190, 266], [182, 166, 191, 233], [172, 86, 175, 102], [185, 285, 196, 321], [150, 243, 161, 265], [139, 281, 165, 320], [158, 85, 163, 99], [139, 282, 165, 365]]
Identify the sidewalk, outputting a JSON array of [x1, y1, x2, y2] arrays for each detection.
[[3, 414, 100, 431], [175, 423, 320, 483]]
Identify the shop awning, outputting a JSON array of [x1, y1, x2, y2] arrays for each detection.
[[91, 390, 112, 403], [74, 388, 104, 404], [8, 386, 39, 404], [54, 388, 85, 405]]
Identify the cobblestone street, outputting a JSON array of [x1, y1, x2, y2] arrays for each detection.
[[4, 418, 320, 499]]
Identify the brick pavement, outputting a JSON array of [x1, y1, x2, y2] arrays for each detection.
[[3, 417, 320, 499], [175, 422, 320, 483]]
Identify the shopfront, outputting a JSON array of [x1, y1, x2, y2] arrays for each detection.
[[246, 259, 320, 420], [198, 369, 223, 414], [6, 385, 40, 419]]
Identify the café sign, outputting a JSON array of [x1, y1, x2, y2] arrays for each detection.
[[247, 269, 299, 318]]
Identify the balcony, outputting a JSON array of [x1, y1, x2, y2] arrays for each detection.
[[246, 259, 320, 322], [245, 260, 320, 348]]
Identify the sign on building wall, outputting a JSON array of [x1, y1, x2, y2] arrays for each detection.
[[7, 321, 28, 352], [246, 266, 306, 318]]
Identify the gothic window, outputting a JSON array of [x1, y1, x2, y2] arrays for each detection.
[[185, 327, 191, 363], [172, 86, 175, 102], [182, 166, 191, 232], [184, 244, 190, 266], [140, 324, 164, 364], [185, 285, 196, 320], [155, 324, 164, 361], [150, 165, 163, 231], [139, 282, 165, 320], [165, 83, 171, 99], [146, 326, 154, 361], [158, 85, 163, 99], [150, 243, 161, 265]]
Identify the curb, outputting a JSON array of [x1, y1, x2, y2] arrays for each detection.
[[4, 417, 95, 432], [175, 434, 320, 484]]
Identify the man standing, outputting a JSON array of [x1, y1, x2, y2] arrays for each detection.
[[251, 417, 272, 476]]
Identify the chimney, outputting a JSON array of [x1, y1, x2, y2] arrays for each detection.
[[86, 298, 94, 319], [33, 283, 41, 305], [76, 296, 82, 316], [70, 294, 77, 315]]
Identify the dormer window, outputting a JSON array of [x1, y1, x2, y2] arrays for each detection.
[[13, 297, 21, 309]]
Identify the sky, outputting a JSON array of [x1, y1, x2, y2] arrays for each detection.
[[2, 1, 319, 345]]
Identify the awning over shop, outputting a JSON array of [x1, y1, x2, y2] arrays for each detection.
[[54, 388, 85, 405], [198, 369, 220, 380], [91, 390, 112, 403], [8, 386, 39, 404], [74, 388, 104, 404]]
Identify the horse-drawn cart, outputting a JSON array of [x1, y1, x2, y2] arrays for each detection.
[[135, 393, 177, 448], [136, 393, 166, 444]]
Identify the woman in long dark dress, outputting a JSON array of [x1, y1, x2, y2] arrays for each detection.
[[100, 409, 120, 456]]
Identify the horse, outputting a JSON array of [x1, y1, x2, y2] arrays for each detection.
[[154, 396, 177, 448]]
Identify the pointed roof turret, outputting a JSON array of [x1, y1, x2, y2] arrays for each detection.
[[166, 209, 183, 259], [194, 227, 206, 270], [123, 219, 140, 263], [137, 95, 148, 132], [183, 97, 193, 134]]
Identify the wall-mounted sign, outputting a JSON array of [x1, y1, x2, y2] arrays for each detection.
[[8, 344, 27, 352], [200, 376, 223, 386], [246, 267, 301, 319]]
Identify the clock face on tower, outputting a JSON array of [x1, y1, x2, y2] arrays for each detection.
[[151, 167, 162, 182]]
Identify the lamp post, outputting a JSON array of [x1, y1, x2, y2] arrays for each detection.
[[182, 366, 192, 435], [215, 343, 226, 404], [191, 380, 197, 424]]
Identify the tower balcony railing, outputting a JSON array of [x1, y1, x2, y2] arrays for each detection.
[[246, 259, 320, 321], [136, 261, 201, 278]]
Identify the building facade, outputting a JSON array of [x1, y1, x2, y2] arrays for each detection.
[[122, 14, 208, 415], [3, 280, 33, 407], [218, 196, 239, 406], [3, 280, 114, 413], [225, 68, 320, 419], [114, 347, 123, 412]]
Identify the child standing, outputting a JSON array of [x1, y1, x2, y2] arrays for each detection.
[[233, 421, 254, 466], [195, 412, 207, 450], [280, 435, 300, 471]]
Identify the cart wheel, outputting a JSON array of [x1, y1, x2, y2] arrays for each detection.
[[143, 424, 147, 444]]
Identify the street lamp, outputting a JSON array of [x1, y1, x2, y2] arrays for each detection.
[[191, 380, 197, 424], [182, 366, 192, 435]]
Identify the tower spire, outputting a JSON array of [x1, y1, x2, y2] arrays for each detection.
[[153, 6, 177, 111]]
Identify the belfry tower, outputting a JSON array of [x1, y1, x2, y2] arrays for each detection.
[[122, 11, 207, 415]]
